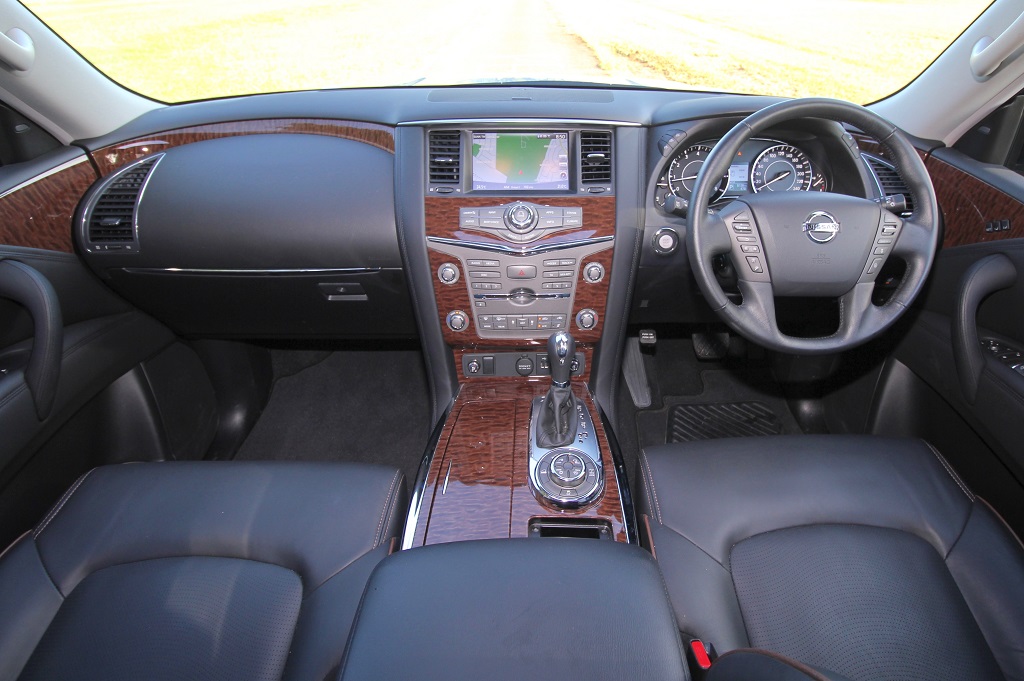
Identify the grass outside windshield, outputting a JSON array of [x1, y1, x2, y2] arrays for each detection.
[[26, 0, 989, 104]]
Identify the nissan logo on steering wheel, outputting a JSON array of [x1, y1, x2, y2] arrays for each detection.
[[803, 211, 841, 244]]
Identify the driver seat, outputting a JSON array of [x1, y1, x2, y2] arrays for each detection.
[[637, 435, 1024, 681]]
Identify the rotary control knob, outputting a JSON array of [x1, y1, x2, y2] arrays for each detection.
[[583, 262, 605, 283], [576, 309, 597, 331], [446, 310, 468, 332], [504, 203, 538, 234], [437, 262, 459, 284], [550, 452, 587, 485]]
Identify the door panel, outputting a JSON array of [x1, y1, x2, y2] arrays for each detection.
[[0, 148, 209, 546], [875, 145, 1024, 531]]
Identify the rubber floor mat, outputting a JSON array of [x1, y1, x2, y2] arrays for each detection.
[[668, 401, 784, 442]]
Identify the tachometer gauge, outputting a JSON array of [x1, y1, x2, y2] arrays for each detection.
[[750, 144, 813, 192], [667, 145, 729, 204]]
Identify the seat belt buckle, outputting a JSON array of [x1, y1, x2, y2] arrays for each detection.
[[687, 639, 715, 680]]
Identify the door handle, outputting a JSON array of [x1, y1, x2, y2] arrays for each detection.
[[0, 259, 62, 419], [952, 253, 1017, 403]]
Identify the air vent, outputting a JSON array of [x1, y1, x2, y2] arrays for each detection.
[[863, 153, 914, 215], [86, 155, 161, 251], [580, 131, 612, 185], [428, 131, 461, 184]]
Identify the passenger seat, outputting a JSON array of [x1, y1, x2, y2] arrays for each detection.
[[0, 461, 406, 681]]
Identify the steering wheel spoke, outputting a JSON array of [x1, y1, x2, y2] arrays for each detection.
[[736, 280, 779, 335], [891, 216, 932, 262]]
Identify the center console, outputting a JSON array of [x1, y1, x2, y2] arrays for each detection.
[[406, 124, 630, 547]]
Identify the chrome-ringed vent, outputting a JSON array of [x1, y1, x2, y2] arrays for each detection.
[[82, 153, 165, 254]]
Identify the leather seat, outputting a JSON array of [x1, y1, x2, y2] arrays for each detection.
[[0, 461, 406, 681], [637, 435, 1024, 681]]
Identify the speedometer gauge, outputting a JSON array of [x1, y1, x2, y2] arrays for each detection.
[[750, 144, 813, 193], [667, 145, 728, 204]]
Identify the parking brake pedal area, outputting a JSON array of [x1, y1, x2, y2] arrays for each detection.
[[623, 335, 652, 408]]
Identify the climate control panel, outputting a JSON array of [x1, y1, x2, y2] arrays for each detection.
[[429, 238, 613, 340]]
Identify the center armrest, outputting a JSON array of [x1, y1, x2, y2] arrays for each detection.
[[339, 538, 689, 681]]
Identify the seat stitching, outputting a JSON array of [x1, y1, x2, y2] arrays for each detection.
[[381, 474, 405, 546], [924, 441, 974, 501], [373, 470, 401, 549], [639, 449, 663, 524], [33, 469, 95, 539]]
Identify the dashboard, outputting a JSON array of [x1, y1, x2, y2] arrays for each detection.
[[65, 89, 894, 363]]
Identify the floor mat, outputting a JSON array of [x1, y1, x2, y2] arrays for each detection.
[[635, 369, 802, 448], [667, 401, 784, 442], [235, 349, 431, 488]]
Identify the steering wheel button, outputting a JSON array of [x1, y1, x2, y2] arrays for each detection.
[[732, 223, 752, 233], [867, 257, 884, 274], [745, 256, 763, 273], [873, 246, 887, 255], [735, 212, 750, 222], [736, 236, 757, 243], [877, 237, 893, 245], [881, 226, 897, 236], [741, 245, 761, 253]]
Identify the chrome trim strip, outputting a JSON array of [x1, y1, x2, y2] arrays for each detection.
[[441, 460, 453, 495], [427, 235, 613, 256], [401, 391, 458, 550], [121, 267, 385, 275], [0, 156, 89, 201], [400, 118, 640, 127]]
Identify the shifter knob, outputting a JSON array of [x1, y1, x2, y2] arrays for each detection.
[[547, 331, 576, 387]]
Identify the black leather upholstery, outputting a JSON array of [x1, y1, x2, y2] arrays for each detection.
[[638, 435, 1024, 681], [0, 461, 407, 681], [339, 538, 690, 681]]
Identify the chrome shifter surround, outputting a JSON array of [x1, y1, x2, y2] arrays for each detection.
[[528, 395, 604, 507]]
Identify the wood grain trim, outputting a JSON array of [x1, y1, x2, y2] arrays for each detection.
[[91, 119, 395, 175], [925, 155, 1024, 248], [0, 158, 96, 253], [424, 196, 615, 240], [410, 380, 626, 546]]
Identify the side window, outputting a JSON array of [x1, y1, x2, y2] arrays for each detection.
[[954, 93, 1024, 173], [0, 103, 60, 166]]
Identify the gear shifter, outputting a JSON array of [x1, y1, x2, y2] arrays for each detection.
[[536, 331, 577, 449]]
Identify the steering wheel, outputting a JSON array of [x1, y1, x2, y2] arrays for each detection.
[[687, 98, 940, 354]]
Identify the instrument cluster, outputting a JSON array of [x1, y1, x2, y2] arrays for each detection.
[[654, 138, 829, 214]]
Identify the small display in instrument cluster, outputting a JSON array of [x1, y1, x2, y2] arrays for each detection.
[[726, 164, 750, 194]]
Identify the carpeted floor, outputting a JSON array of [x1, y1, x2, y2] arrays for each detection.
[[234, 348, 432, 489]]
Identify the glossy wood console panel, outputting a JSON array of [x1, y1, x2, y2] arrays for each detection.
[[924, 155, 1024, 248], [410, 380, 626, 546], [0, 158, 96, 253], [91, 119, 395, 175]]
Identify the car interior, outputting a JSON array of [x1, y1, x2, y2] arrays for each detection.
[[0, 0, 1023, 679]]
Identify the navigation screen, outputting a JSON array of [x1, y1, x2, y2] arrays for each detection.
[[471, 132, 570, 191]]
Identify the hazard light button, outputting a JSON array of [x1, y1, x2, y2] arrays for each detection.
[[507, 265, 538, 280]]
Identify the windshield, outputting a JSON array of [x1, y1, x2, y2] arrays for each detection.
[[24, 0, 990, 104]]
